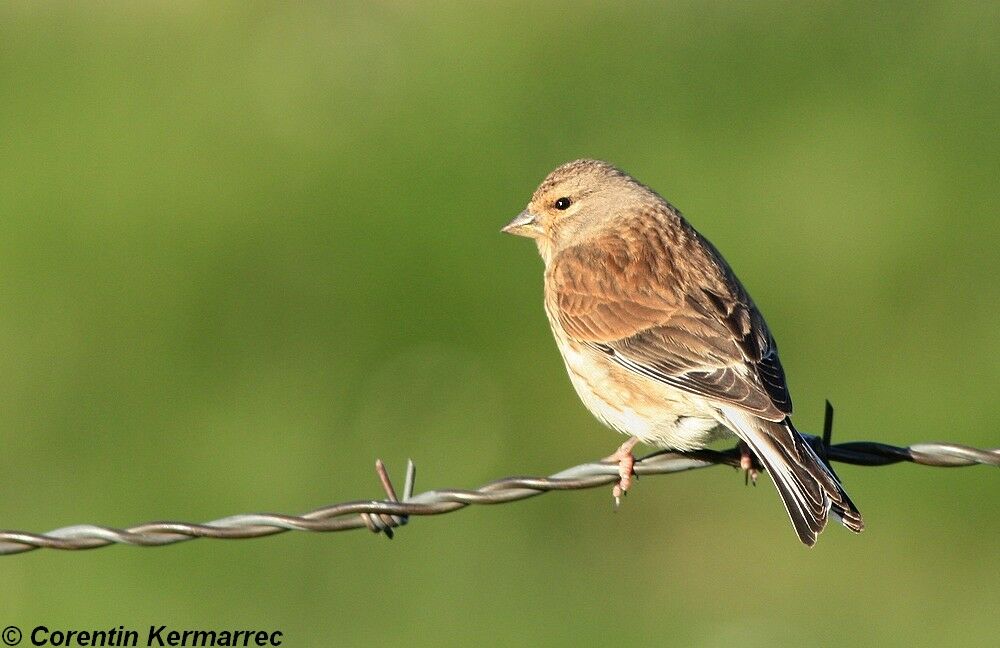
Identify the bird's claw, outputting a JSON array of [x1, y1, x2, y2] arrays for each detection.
[[605, 436, 639, 508], [739, 442, 760, 486]]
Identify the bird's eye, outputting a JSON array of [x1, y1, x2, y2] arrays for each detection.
[[555, 197, 572, 210]]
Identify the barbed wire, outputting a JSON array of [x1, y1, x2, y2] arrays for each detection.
[[1, 404, 996, 555]]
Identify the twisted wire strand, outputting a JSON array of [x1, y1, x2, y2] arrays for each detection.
[[1, 436, 996, 555]]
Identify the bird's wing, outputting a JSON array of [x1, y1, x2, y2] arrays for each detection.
[[548, 223, 792, 421]]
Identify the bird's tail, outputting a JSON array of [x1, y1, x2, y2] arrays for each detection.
[[718, 407, 864, 546]]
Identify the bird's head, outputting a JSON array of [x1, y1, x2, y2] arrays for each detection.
[[502, 159, 648, 263]]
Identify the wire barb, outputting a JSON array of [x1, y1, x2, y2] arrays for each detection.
[[0, 435, 995, 555], [360, 459, 415, 539]]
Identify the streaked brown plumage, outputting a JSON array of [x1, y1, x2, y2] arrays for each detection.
[[503, 159, 863, 546]]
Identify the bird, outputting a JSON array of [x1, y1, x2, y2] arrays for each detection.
[[502, 159, 863, 546]]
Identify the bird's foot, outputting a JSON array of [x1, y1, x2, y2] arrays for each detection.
[[738, 441, 760, 486], [604, 436, 640, 508]]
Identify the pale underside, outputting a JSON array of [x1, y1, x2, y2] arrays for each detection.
[[548, 313, 732, 450]]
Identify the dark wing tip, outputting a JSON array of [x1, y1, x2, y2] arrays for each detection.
[[832, 501, 865, 534]]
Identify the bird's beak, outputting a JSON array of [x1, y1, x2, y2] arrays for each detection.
[[501, 209, 543, 238]]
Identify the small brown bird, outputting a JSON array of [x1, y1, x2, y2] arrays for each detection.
[[503, 159, 863, 546]]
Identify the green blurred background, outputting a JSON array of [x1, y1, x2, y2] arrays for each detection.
[[2, 1, 997, 646]]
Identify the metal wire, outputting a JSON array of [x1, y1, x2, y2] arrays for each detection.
[[1, 404, 996, 555]]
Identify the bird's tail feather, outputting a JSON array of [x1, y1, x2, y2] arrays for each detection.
[[718, 407, 864, 546]]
